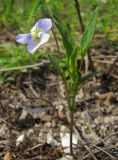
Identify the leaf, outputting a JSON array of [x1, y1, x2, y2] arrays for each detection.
[[78, 71, 99, 86], [70, 47, 79, 71], [54, 17, 74, 66], [66, 47, 79, 81], [4, 152, 12, 160], [79, 8, 98, 58], [23, 0, 40, 29], [4, 0, 15, 17], [48, 55, 61, 74]]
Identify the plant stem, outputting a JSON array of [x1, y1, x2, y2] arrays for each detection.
[[74, 0, 95, 73], [70, 109, 74, 155], [69, 91, 76, 156], [52, 26, 75, 156], [74, 0, 84, 32], [51, 28, 62, 61], [52, 27, 70, 100]]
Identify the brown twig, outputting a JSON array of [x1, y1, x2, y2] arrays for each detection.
[[27, 143, 43, 151], [0, 60, 49, 72], [91, 59, 118, 65], [66, 114, 97, 160], [82, 149, 99, 160], [92, 145, 117, 160], [26, 96, 55, 108]]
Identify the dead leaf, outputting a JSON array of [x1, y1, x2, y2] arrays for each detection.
[[4, 152, 12, 160]]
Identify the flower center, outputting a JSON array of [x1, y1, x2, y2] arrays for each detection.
[[31, 28, 42, 40]]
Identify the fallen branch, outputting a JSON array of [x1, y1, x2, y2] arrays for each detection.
[[0, 60, 49, 72]]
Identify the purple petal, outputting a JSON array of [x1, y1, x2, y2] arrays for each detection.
[[27, 33, 50, 53], [31, 18, 52, 33], [16, 34, 31, 44]]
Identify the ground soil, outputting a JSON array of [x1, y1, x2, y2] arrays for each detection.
[[0, 38, 118, 160]]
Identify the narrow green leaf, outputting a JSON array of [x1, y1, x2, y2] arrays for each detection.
[[48, 55, 61, 74], [70, 47, 79, 70], [68, 47, 79, 81], [79, 8, 98, 57], [4, 0, 15, 17], [23, 0, 40, 28], [54, 17, 73, 66], [78, 71, 99, 85]]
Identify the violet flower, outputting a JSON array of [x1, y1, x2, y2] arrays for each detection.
[[16, 18, 52, 53]]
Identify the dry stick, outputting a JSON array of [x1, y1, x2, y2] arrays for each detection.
[[26, 96, 55, 108], [82, 150, 100, 160], [66, 114, 97, 160], [82, 147, 117, 160], [80, 133, 117, 160], [98, 55, 118, 86], [92, 145, 117, 160], [27, 143, 43, 151], [107, 55, 118, 77], [25, 156, 44, 160], [91, 59, 118, 65], [78, 134, 117, 160], [74, 130, 97, 160], [74, 0, 95, 72], [0, 60, 49, 72], [73, 122, 118, 160], [87, 111, 118, 157]]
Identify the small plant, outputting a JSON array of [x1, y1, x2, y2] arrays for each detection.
[[16, 8, 98, 156]]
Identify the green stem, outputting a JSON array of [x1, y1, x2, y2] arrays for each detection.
[[74, 0, 84, 32], [79, 57, 84, 72], [52, 27, 75, 156], [74, 0, 95, 72], [52, 27, 70, 101], [70, 108, 74, 155], [68, 88, 76, 155], [51, 28, 62, 61]]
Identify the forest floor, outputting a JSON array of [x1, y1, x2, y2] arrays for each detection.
[[0, 36, 118, 160]]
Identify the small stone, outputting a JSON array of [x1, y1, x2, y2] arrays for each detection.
[[45, 122, 52, 127], [46, 129, 53, 144], [57, 105, 66, 119], [24, 106, 47, 119], [94, 118, 100, 125], [58, 111, 66, 119], [60, 125, 78, 148], [58, 155, 74, 160], [19, 110, 28, 120], [77, 88, 84, 99], [64, 147, 70, 154], [27, 129, 34, 137], [16, 134, 25, 146], [41, 115, 52, 122], [0, 124, 9, 138]]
